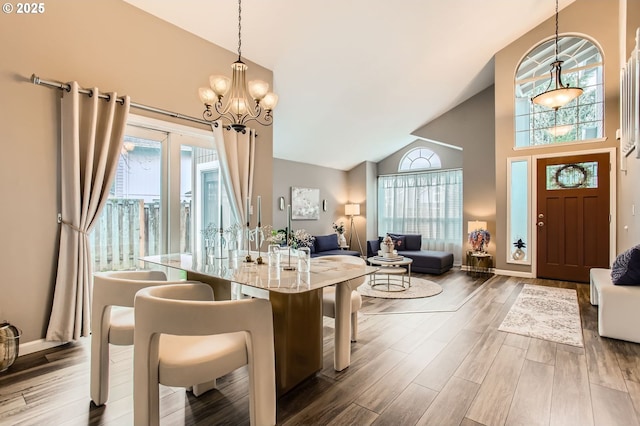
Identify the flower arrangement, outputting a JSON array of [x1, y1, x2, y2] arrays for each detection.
[[381, 234, 395, 252], [469, 229, 491, 252], [201, 222, 219, 242], [332, 222, 345, 235], [290, 229, 315, 249], [224, 223, 242, 249], [264, 227, 314, 249], [265, 226, 287, 245]]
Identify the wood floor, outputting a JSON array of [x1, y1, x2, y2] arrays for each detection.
[[2, 270, 640, 425]]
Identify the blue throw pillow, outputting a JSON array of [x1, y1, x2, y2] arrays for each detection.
[[611, 245, 640, 285], [389, 234, 421, 251], [315, 234, 339, 252], [404, 234, 422, 251]]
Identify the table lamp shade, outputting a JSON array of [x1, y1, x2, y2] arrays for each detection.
[[345, 203, 360, 216], [468, 220, 487, 234]]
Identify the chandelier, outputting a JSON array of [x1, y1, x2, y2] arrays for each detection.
[[531, 0, 583, 110], [198, 0, 278, 133]]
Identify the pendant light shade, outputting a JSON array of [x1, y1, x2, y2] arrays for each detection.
[[531, 60, 583, 109]]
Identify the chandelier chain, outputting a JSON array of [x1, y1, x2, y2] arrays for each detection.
[[554, 0, 559, 61], [237, 0, 242, 60]]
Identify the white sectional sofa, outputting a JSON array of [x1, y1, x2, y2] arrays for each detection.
[[590, 268, 640, 343]]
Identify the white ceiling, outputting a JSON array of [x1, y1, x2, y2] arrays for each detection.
[[124, 0, 575, 171]]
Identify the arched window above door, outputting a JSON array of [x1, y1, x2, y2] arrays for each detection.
[[398, 147, 441, 172], [514, 36, 603, 147]]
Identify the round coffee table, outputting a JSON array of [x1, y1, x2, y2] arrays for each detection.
[[366, 256, 413, 292]]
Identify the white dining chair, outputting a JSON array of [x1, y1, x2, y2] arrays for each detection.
[[318, 255, 365, 342], [90, 270, 203, 406], [133, 282, 275, 426]]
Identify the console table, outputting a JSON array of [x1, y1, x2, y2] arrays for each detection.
[[466, 251, 493, 276]]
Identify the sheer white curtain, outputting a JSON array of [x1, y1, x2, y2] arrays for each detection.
[[377, 169, 463, 263], [47, 82, 130, 341], [212, 124, 255, 227]]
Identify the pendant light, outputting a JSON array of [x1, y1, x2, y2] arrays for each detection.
[[531, 0, 583, 110]]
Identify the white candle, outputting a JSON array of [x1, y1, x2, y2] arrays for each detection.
[[257, 195, 262, 227], [287, 204, 292, 243]]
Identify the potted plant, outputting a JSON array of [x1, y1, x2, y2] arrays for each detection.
[[513, 238, 526, 260]]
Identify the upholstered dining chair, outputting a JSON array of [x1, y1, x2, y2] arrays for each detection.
[[133, 283, 275, 426], [318, 255, 365, 342], [90, 270, 199, 406]]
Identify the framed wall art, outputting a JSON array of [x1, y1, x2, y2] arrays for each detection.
[[291, 187, 320, 220]]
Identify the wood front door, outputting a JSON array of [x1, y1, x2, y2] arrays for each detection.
[[536, 153, 610, 283]]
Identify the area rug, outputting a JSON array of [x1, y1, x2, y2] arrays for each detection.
[[498, 284, 584, 347], [357, 277, 443, 299]]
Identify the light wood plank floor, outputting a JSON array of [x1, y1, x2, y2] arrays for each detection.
[[2, 270, 639, 425]]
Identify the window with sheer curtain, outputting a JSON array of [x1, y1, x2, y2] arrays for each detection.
[[377, 169, 463, 261]]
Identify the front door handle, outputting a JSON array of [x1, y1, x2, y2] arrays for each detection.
[[537, 221, 545, 227]]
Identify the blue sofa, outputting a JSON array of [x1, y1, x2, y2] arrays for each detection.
[[310, 234, 360, 258], [366, 234, 454, 274]]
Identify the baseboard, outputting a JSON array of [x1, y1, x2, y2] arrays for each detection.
[[493, 268, 534, 278], [460, 265, 534, 279], [18, 339, 68, 356]]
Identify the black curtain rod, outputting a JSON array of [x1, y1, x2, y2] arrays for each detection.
[[30, 74, 210, 127]]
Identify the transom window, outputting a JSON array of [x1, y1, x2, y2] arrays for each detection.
[[515, 36, 604, 147], [399, 147, 442, 171]]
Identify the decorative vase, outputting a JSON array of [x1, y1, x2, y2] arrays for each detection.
[[513, 248, 525, 261], [338, 233, 347, 248], [227, 240, 238, 262], [204, 238, 215, 264], [0, 322, 20, 372]]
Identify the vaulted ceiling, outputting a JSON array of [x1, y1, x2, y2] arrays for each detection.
[[124, 0, 576, 170]]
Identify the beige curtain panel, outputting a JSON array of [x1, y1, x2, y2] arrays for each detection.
[[212, 123, 256, 227], [46, 82, 130, 342]]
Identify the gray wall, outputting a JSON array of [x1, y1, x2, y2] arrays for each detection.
[[346, 162, 368, 254], [272, 158, 350, 239], [0, 0, 274, 344], [411, 86, 496, 265]]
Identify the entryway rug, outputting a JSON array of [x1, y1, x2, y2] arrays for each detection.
[[498, 284, 584, 347], [357, 277, 443, 299]]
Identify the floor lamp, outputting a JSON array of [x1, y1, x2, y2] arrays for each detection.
[[345, 203, 364, 255]]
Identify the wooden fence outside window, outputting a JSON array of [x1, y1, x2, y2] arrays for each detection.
[[90, 199, 191, 272]]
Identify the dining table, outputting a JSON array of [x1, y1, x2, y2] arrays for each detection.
[[140, 251, 377, 396]]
